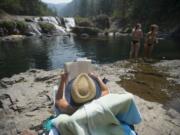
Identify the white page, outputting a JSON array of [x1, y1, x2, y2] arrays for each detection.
[[64, 59, 93, 82]]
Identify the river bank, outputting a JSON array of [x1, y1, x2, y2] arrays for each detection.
[[1, 14, 179, 42], [0, 59, 180, 135]]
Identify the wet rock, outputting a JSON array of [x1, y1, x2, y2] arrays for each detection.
[[71, 26, 101, 36], [93, 14, 110, 30], [80, 33, 89, 38], [28, 69, 40, 73], [25, 18, 34, 22], [25, 32, 36, 36]]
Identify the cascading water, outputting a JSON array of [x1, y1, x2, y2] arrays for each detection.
[[64, 17, 76, 32], [28, 23, 42, 36], [49, 22, 67, 34], [27, 16, 75, 36], [41, 16, 59, 25], [34, 16, 67, 35]]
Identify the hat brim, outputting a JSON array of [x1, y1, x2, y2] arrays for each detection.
[[65, 76, 101, 107]]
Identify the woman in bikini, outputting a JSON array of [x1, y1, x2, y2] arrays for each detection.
[[129, 23, 143, 59], [144, 24, 159, 59]]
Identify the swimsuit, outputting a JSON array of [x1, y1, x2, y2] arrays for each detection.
[[147, 43, 153, 46], [132, 40, 139, 44]]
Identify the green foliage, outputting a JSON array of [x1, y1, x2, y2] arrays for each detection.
[[75, 17, 93, 27], [66, 0, 180, 30], [0, 21, 15, 34], [0, 9, 8, 15], [16, 21, 28, 34], [39, 22, 56, 34], [112, 10, 122, 20], [0, 0, 55, 16], [128, 0, 180, 29], [93, 14, 110, 30], [71, 26, 101, 36]]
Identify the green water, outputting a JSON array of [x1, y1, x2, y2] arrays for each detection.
[[0, 36, 180, 78]]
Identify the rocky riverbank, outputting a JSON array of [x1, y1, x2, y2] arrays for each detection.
[[0, 60, 180, 135]]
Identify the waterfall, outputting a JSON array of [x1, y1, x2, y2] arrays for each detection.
[[27, 16, 76, 36], [48, 22, 67, 34], [33, 16, 67, 35], [34, 16, 58, 25], [28, 23, 42, 36], [64, 17, 76, 32]]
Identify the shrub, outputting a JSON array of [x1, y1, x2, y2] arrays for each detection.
[[78, 21, 94, 27], [71, 26, 101, 36], [93, 14, 110, 30], [39, 22, 55, 34], [112, 10, 122, 20], [75, 16, 94, 27], [16, 21, 28, 34], [1, 20, 16, 34]]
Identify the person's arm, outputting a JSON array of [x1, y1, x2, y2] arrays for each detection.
[[144, 32, 149, 43], [131, 28, 135, 37], [55, 73, 76, 115], [155, 32, 159, 44], [96, 76, 109, 96], [89, 73, 109, 96], [140, 30, 143, 39]]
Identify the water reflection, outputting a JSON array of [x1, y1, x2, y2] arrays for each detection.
[[0, 36, 180, 78]]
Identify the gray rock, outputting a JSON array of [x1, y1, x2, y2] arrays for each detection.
[[80, 33, 89, 38], [0, 60, 180, 135], [34, 73, 57, 82], [0, 81, 8, 88]]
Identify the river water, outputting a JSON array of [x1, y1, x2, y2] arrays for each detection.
[[0, 36, 180, 78]]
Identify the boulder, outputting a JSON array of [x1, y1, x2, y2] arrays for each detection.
[[25, 18, 34, 22], [71, 26, 101, 36], [80, 33, 90, 38], [25, 32, 36, 36], [93, 14, 110, 30]]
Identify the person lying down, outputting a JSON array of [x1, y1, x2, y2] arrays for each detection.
[[49, 72, 142, 135]]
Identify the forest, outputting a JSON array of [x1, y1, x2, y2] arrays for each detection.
[[0, 0, 55, 16], [61, 0, 180, 30], [0, 0, 180, 32]]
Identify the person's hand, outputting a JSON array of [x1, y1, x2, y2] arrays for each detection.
[[61, 72, 68, 84], [88, 72, 100, 80]]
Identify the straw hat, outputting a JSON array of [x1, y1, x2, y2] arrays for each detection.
[[65, 73, 101, 106]]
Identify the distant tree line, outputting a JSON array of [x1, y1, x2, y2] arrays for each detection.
[[0, 0, 55, 16], [62, 0, 180, 29]]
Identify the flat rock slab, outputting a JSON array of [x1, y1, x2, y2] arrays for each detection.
[[0, 60, 180, 135]]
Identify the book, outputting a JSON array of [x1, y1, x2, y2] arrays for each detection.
[[64, 58, 93, 82]]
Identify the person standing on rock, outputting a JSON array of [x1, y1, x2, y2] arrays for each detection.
[[144, 24, 159, 59], [129, 23, 143, 59]]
